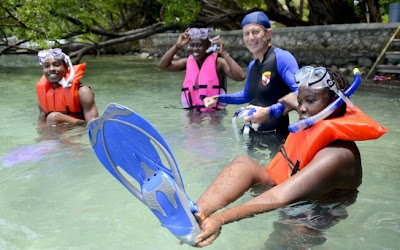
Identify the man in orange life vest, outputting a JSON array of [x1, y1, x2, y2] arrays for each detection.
[[194, 67, 387, 247], [158, 27, 245, 112], [36, 48, 98, 127]]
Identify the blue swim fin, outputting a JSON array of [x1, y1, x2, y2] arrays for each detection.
[[87, 103, 201, 245]]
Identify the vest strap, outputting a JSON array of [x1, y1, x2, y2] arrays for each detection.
[[193, 85, 207, 90], [279, 144, 300, 176]]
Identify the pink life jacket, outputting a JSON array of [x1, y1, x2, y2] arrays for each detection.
[[181, 53, 226, 112]]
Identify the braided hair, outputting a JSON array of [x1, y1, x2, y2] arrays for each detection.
[[326, 68, 350, 116], [327, 69, 349, 90]]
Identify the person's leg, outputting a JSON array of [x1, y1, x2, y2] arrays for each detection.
[[197, 154, 275, 217]]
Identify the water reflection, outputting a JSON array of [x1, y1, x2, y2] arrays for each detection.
[[265, 190, 358, 249], [185, 109, 227, 126], [0, 125, 87, 168], [180, 110, 227, 162], [0, 140, 58, 167], [243, 130, 286, 165]]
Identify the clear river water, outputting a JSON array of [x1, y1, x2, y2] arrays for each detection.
[[0, 54, 399, 250]]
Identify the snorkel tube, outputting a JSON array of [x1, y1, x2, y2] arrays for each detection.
[[288, 68, 361, 133], [58, 55, 75, 88]]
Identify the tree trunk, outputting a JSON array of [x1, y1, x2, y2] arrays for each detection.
[[366, 0, 382, 23], [308, 0, 359, 25], [264, 0, 308, 26]]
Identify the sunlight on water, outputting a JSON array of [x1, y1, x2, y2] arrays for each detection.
[[0, 54, 399, 249]]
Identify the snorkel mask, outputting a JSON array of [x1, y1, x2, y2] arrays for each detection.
[[295, 66, 354, 107], [188, 27, 220, 53], [288, 67, 361, 133], [188, 27, 213, 40], [38, 48, 75, 88]]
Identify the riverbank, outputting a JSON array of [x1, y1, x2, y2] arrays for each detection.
[[3, 22, 400, 81]]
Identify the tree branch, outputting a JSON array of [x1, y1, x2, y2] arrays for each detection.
[[70, 23, 168, 63], [0, 39, 28, 55]]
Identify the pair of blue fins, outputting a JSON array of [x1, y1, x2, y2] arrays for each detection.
[[87, 103, 201, 245]]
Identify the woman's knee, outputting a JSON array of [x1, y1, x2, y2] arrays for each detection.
[[230, 154, 272, 184], [231, 154, 254, 164], [230, 155, 263, 171]]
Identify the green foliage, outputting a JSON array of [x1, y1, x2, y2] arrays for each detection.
[[380, 0, 399, 22], [380, 0, 399, 14], [0, 0, 204, 45], [235, 0, 266, 9], [2, 0, 396, 51], [351, 0, 363, 17], [156, 0, 200, 25], [0, 0, 144, 47]]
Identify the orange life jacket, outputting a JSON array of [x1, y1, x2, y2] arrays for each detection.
[[266, 106, 388, 185], [36, 63, 86, 119]]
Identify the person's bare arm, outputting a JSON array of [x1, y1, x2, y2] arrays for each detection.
[[45, 112, 85, 126], [37, 104, 48, 130], [218, 57, 245, 81], [278, 92, 298, 116], [44, 86, 97, 127], [214, 37, 245, 81], [38, 105, 47, 122], [78, 85, 99, 122], [196, 141, 361, 247], [158, 29, 190, 72]]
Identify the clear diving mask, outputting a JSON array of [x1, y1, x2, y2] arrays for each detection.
[[295, 66, 354, 108], [38, 48, 75, 88], [188, 27, 213, 40], [188, 27, 220, 53]]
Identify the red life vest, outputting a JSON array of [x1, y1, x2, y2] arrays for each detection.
[[181, 53, 226, 112], [36, 63, 86, 119], [266, 106, 388, 185]]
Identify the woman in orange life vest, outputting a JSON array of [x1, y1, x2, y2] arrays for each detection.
[[36, 48, 99, 127], [194, 67, 387, 247], [158, 27, 245, 112]]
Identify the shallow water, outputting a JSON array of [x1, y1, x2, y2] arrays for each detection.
[[0, 54, 399, 250]]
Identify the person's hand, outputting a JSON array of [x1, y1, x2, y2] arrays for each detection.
[[195, 214, 224, 247], [243, 105, 270, 125], [209, 36, 225, 54], [278, 92, 298, 115], [203, 96, 218, 108], [176, 28, 190, 49], [46, 112, 85, 126]]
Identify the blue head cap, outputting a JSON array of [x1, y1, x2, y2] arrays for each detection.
[[240, 11, 271, 29]]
